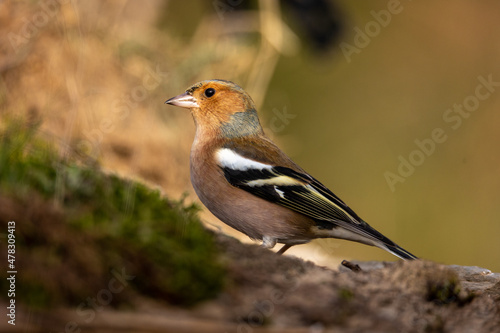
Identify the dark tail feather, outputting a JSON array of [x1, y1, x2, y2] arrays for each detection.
[[336, 219, 418, 260], [382, 243, 418, 260], [359, 222, 418, 260]]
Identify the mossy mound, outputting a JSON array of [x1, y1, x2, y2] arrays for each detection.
[[0, 119, 225, 308]]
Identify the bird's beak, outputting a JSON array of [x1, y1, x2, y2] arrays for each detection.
[[164, 92, 199, 108]]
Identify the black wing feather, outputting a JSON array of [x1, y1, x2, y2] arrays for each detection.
[[221, 165, 363, 225]]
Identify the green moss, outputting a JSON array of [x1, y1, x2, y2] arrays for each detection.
[[0, 119, 225, 308], [338, 287, 354, 301], [426, 276, 474, 306]]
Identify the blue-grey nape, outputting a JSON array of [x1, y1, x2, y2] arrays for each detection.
[[220, 109, 263, 138]]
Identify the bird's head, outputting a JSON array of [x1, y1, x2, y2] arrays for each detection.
[[165, 80, 264, 138]]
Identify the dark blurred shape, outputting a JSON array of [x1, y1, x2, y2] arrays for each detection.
[[282, 0, 344, 52], [220, 0, 344, 53]]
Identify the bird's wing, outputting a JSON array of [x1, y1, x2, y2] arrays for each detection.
[[216, 144, 367, 227], [215, 144, 416, 255], [217, 146, 420, 259], [220, 159, 360, 225]]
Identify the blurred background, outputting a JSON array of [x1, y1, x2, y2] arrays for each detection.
[[1, 0, 500, 271]]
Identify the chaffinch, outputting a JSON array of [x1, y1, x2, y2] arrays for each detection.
[[165, 79, 417, 260]]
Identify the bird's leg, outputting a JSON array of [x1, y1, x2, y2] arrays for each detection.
[[262, 237, 292, 255], [277, 244, 292, 255], [262, 235, 277, 249]]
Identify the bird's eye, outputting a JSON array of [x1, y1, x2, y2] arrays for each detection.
[[204, 88, 216, 98]]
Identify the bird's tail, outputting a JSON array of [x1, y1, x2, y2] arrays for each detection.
[[357, 221, 419, 260], [379, 243, 418, 260], [333, 219, 419, 260]]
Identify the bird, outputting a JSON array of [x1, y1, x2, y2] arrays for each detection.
[[165, 79, 417, 260]]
